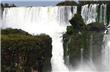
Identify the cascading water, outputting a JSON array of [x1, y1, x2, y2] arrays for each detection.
[[81, 4, 107, 25], [51, 33, 69, 72], [2, 6, 77, 72], [80, 4, 110, 72], [81, 4, 98, 24], [102, 33, 110, 72], [1, 3, 110, 72], [99, 4, 107, 25]]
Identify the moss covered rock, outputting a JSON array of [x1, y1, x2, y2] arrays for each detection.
[[69, 14, 86, 33], [1, 28, 52, 72], [87, 22, 106, 32], [63, 14, 106, 66]]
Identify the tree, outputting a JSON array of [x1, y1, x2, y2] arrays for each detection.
[[69, 14, 86, 32]]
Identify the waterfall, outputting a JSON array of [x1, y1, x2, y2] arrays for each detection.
[[89, 35, 93, 63], [102, 34, 110, 72], [99, 4, 107, 25], [2, 6, 77, 72], [2, 6, 77, 30], [81, 4, 98, 24], [81, 4, 110, 72], [80, 48, 84, 64], [51, 33, 69, 72], [1, 3, 110, 72], [81, 4, 107, 25]]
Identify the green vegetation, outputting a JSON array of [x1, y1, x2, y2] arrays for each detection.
[[69, 14, 86, 32], [79, 1, 110, 5], [1, 28, 52, 72], [1, 3, 16, 8], [63, 14, 106, 66], [87, 22, 106, 32], [1, 3, 16, 15], [1, 28, 29, 35], [57, 1, 78, 6]]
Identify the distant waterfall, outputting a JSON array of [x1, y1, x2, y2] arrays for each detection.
[[2, 6, 77, 72], [81, 4, 107, 25], [81, 4, 98, 24], [2, 6, 77, 31]]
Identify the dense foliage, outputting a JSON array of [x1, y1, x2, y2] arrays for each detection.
[[69, 14, 86, 32], [57, 1, 78, 6], [1, 28, 52, 72], [79, 1, 110, 5], [1, 3, 16, 8]]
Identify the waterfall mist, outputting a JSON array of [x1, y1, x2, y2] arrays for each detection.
[[2, 6, 77, 72], [71, 4, 110, 72], [1, 4, 110, 72]]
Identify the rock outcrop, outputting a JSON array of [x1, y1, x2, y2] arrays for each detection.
[[63, 14, 106, 66], [1, 28, 52, 72]]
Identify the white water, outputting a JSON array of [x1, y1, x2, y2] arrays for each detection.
[[81, 4, 107, 25], [2, 6, 77, 72], [1, 4, 110, 72], [99, 4, 107, 25], [51, 33, 69, 72], [102, 34, 110, 72], [74, 4, 109, 72], [81, 4, 98, 24]]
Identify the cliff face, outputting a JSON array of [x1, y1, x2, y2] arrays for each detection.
[[1, 28, 52, 72], [63, 14, 106, 66]]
